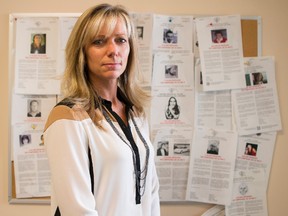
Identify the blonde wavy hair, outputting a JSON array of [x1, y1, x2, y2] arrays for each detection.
[[62, 3, 149, 122]]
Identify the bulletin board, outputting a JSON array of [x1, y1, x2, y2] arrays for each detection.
[[8, 13, 80, 205], [241, 16, 262, 57], [8, 13, 262, 204]]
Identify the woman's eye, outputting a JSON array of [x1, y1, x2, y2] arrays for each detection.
[[92, 39, 104, 45], [116, 38, 127, 43]]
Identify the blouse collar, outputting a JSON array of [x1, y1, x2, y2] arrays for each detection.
[[101, 88, 133, 113]]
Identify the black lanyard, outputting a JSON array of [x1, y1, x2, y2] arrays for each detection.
[[102, 102, 142, 204]]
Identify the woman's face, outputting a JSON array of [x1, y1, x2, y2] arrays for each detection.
[[34, 35, 42, 46], [163, 143, 168, 150], [23, 138, 29, 144], [257, 73, 263, 81], [247, 145, 252, 151], [86, 18, 130, 84], [169, 98, 176, 107], [169, 66, 177, 75], [216, 33, 223, 40]]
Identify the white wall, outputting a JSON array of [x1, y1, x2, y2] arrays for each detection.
[[1, 0, 287, 215]]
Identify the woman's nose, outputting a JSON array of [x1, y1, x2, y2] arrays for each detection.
[[107, 41, 118, 57]]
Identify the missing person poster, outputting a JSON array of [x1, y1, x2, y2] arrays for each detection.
[[195, 15, 246, 91]]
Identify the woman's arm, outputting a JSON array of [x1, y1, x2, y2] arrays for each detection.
[[45, 105, 98, 215]]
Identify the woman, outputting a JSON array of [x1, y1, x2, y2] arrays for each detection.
[[156, 141, 168, 156], [165, 96, 180, 119], [245, 144, 257, 156], [253, 72, 264, 85], [212, 30, 227, 43], [20, 134, 30, 147], [44, 4, 160, 216], [165, 65, 178, 78], [30, 34, 46, 54]]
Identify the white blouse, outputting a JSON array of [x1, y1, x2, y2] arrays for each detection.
[[44, 103, 160, 216]]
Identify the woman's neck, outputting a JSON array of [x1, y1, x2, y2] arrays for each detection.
[[94, 83, 127, 124]]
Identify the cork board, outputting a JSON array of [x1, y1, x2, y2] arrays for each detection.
[[241, 17, 261, 57], [8, 14, 261, 204]]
